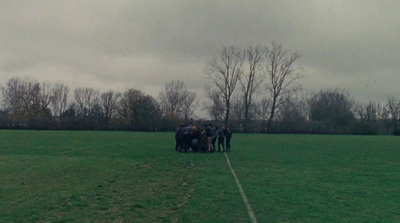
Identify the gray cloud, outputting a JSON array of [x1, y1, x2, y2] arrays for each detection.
[[1, 0, 400, 117]]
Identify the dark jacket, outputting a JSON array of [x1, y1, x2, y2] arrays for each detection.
[[192, 129, 201, 140], [217, 129, 225, 139], [223, 128, 232, 138], [205, 125, 215, 138], [183, 125, 193, 136], [175, 128, 183, 140]]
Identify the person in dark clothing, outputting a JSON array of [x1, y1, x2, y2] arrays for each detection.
[[190, 125, 200, 152], [215, 126, 225, 152], [198, 128, 207, 152], [202, 129, 212, 152], [204, 124, 212, 136], [204, 124, 215, 152], [175, 125, 184, 151], [223, 125, 232, 152], [182, 124, 193, 152], [211, 125, 218, 151]]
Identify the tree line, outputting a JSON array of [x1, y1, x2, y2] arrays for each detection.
[[1, 43, 399, 134], [0, 78, 161, 131]]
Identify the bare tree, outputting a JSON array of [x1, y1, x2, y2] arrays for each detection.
[[1, 77, 26, 118], [354, 100, 384, 134], [259, 98, 271, 120], [265, 43, 302, 132], [354, 102, 365, 121], [366, 102, 382, 121], [382, 104, 391, 134], [206, 46, 244, 124], [74, 87, 99, 117], [21, 78, 41, 118], [119, 89, 161, 130], [231, 95, 245, 124], [159, 80, 185, 117], [355, 101, 382, 122], [0, 77, 50, 127], [38, 82, 54, 111], [239, 45, 266, 132], [2, 77, 42, 117], [309, 89, 355, 133], [204, 86, 225, 123], [386, 97, 400, 130], [277, 97, 308, 133], [159, 80, 198, 121], [51, 83, 70, 117], [180, 91, 198, 121], [99, 90, 121, 129]]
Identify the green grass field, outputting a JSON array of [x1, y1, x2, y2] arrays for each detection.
[[1, 131, 400, 222]]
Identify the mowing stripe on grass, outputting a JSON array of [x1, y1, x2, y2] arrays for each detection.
[[1, 144, 118, 163], [224, 153, 258, 223], [55, 144, 117, 155]]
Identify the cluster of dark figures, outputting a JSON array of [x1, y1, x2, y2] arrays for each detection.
[[175, 123, 232, 153]]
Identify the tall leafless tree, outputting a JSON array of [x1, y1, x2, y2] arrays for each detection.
[[51, 83, 70, 116], [1, 77, 26, 118], [74, 87, 99, 117], [180, 91, 198, 121], [239, 45, 266, 132], [204, 86, 225, 123], [0, 77, 48, 127], [159, 80, 198, 121], [100, 90, 121, 129], [206, 46, 244, 124], [21, 78, 40, 118], [2, 77, 42, 117], [38, 82, 54, 111], [355, 101, 382, 122], [159, 80, 185, 117], [386, 97, 400, 130], [382, 104, 391, 134], [265, 43, 302, 132]]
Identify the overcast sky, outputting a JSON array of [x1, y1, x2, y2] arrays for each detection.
[[1, 0, 400, 116]]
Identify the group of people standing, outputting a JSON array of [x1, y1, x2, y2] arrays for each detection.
[[175, 122, 232, 153]]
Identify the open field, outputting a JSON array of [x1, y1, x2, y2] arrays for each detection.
[[1, 131, 400, 222]]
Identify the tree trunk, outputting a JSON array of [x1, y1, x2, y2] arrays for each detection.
[[267, 97, 277, 133], [243, 95, 249, 133], [225, 101, 230, 125]]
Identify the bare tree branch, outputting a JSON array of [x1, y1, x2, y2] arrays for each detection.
[[265, 42, 302, 132], [205, 46, 244, 124], [239, 45, 266, 131]]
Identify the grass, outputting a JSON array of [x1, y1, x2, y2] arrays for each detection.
[[1, 131, 400, 222]]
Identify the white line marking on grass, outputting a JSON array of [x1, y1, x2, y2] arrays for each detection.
[[224, 153, 258, 223]]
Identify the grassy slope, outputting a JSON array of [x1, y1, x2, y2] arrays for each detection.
[[1, 131, 400, 222]]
